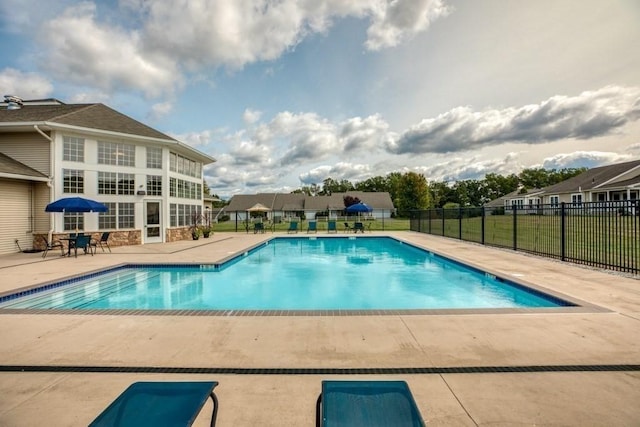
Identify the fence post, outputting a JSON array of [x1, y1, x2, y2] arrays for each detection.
[[561, 202, 566, 261], [441, 208, 445, 236], [481, 207, 485, 245], [458, 206, 463, 240], [513, 204, 518, 250], [418, 211, 422, 233], [428, 209, 432, 234]]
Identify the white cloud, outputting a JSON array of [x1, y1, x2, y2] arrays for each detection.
[[389, 86, 640, 154], [541, 151, 634, 170], [150, 101, 173, 120], [299, 162, 372, 184], [0, 68, 53, 98], [365, 0, 452, 50], [243, 108, 262, 125], [41, 3, 180, 98], [171, 130, 212, 147], [339, 114, 390, 152]]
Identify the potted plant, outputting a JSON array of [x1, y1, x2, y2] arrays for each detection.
[[191, 227, 200, 240], [202, 226, 211, 238]]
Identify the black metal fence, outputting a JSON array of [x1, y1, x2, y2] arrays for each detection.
[[410, 201, 639, 275]]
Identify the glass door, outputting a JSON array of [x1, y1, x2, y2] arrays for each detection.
[[144, 201, 162, 243]]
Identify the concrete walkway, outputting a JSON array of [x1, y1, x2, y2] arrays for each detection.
[[0, 232, 639, 426]]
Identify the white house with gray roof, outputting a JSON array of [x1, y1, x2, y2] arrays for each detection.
[[226, 191, 395, 222], [486, 160, 640, 213], [0, 96, 215, 255]]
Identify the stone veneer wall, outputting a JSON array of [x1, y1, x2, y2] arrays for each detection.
[[166, 227, 193, 242], [33, 230, 142, 251]]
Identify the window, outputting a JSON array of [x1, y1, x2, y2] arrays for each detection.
[[147, 175, 162, 196], [98, 141, 135, 166], [146, 147, 162, 169], [98, 202, 134, 229], [99, 202, 117, 229], [118, 173, 135, 195], [64, 213, 84, 231], [170, 204, 177, 227], [118, 203, 135, 228], [63, 169, 84, 193], [169, 151, 201, 177], [63, 136, 84, 162], [98, 172, 117, 195], [169, 177, 176, 197], [571, 194, 582, 206], [549, 195, 559, 207]]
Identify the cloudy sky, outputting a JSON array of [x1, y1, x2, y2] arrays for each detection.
[[1, 0, 640, 198]]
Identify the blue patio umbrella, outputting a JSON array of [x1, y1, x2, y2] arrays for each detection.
[[345, 202, 373, 213], [45, 197, 108, 213]]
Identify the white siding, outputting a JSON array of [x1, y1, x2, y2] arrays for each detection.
[[0, 179, 32, 254]]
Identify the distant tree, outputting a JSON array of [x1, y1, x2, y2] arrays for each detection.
[[395, 172, 431, 214], [203, 180, 211, 196], [343, 195, 361, 207], [429, 181, 455, 208], [484, 173, 519, 200], [321, 177, 355, 194], [355, 176, 389, 192]]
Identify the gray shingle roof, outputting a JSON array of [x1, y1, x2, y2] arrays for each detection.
[[0, 102, 176, 141], [0, 152, 48, 179], [542, 159, 640, 193]]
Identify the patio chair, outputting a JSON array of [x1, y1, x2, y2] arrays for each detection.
[[254, 222, 265, 234], [343, 222, 351, 233], [41, 235, 64, 258], [307, 221, 317, 233], [316, 380, 425, 427], [354, 222, 365, 233], [287, 221, 299, 233], [89, 381, 219, 427], [327, 220, 337, 233], [95, 231, 111, 252], [72, 234, 94, 257]]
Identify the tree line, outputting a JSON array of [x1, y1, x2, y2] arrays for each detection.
[[293, 167, 586, 215]]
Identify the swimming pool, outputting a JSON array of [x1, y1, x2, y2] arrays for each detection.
[[0, 237, 574, 312], [0, 236, 574, 311]]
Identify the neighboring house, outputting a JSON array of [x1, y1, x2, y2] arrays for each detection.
[[225, 191, 395, 221], [0, 96, 215, 255], [485, 160, 640, 212]]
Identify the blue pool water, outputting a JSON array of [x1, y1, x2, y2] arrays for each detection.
[[0, 237, 570, 310]]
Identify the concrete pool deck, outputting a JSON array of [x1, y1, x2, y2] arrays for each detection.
[[0, 232, 639, 426]]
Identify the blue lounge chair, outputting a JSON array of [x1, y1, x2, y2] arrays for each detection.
[[316, 380, 424, 427], [89, 381, 219, 427], [307, 221, 317, 233], [327, 220, 337, 233], [287, 221, 298, 233]]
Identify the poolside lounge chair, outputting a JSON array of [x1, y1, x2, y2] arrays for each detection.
[[327, 220, 337, 233], [95, 231, 112, 252], [41, 235, 64, 258], [354, 222, 365, 233], [316, 380, 425, 427], [287, 221, 298, 233], [89, 381, 219, 427], [307, 221, 317, 233]]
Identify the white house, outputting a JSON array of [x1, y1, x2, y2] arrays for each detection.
[[0, 97, 215, 255]]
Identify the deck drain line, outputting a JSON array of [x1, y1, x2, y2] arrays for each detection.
[[1, 365, 639, 375]]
